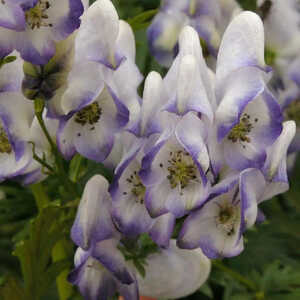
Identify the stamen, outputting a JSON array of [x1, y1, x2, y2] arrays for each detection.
[[25, 0, 52, 30], [125, 171, 146, 204], [215, 201, 239, 237], [75, 102, 102, 127], [166, 150, 198, 192], [0, 125, 12, 154], [228, 113, 255, 143]]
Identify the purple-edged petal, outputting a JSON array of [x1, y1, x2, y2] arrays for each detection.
[[0, 92, 34, 161], [239, 168, 265, 230], [92, 239, 134, 285], [178, 177, 244, 258], [216, 11, 268, 87], [129, 71, 163, 137], [69, 248, 117, 300], [138, 240, 211, 299], [149, 213, 175, 248], [261, 121, 296, 201], [147, 11, 184, 67], [74, 0, 122, 68], [175, 113, 210, 178], [62, 61, 104, 114], [71, 175, 116, 250], [216, 67, 265, 140], [0, 1, 25, 31]]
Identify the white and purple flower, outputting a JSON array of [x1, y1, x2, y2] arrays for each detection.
[[0, 0, 84, 65], [147, 0, 241, 66], [57, 0, 142, 162], [178, 168, 266, 258], [69, 239, 139, 300]]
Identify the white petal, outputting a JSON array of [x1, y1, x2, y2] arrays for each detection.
[[137, 240, 211, 299], [217, 11, 266, 84]]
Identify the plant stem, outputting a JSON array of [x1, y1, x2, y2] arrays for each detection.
[[52, 239, 73, 300], [212, 260, 257, 291], [30, 182, 51, 211], [32, 154, 55, 173]]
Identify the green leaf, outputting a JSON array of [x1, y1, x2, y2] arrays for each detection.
[[0, 277, 24, 300], [127, 9, 158, 30], [13, 206, 69, 300]]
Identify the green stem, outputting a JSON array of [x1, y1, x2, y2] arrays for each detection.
[[212, 260, 257, 291], [33, 154, 55, 173], [34, 99, 56, 153], [52, 239, 73, 300], [30, 182, 51, 211]]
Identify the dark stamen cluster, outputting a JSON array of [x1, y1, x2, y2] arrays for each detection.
[[0, 126, 12, 154], [25, 0, 52, 30], [75, 102, 102, 127], [216, 202, 239, 237], [228, 113, 257, 143], [165, 150, 198, 193], [125, 171, 146, 204]]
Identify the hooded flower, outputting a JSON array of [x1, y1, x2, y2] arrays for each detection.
[[69, 240, 139, 300], [147, 0, 241, 66], [109, 131, 176, 248], [57, 0, 142, 162], [71, 175, 117, 250], [0, 90, 34, 181], [140, 112, 210, 218], [260, 0, 300, 75], [137, 240, 211, 299], [261, 120, 296, 201], [178, 168, 266, 258], [214, 11, 282, 171], [0, 0, 84, 65]]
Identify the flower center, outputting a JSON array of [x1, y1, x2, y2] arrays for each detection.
[[124, 171, 146, 204], [75, 102, 102, 127], [25, 0, 52, 30], [0, 125, 12, 154], [164, 150, 198, 192], [285, 100, 300, 126], [216, 202, 239, 236], [228, 113, 256, 143]]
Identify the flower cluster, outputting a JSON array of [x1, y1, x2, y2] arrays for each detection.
[[0, 0, 298, 299]]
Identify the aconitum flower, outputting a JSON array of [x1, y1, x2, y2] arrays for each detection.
[[214, 11, 282, 171], [276, 57, 300, 153], [71, 175, 117, 250], [69, 240, 138, 300], [110, 134, 176, 247], [261, 120, 296, 201], [57, 0, 142, 162], [178, 169, 266, 258], [147, 0, 241, 66], [0, 0, 84, 65], [259, 0, 300, 74], [0, 91, 34, 181], [140, 113, 210, 218], [137, 240, 211, 299]]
